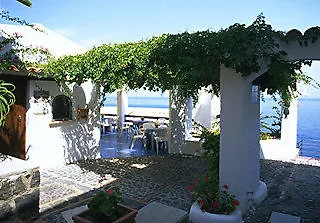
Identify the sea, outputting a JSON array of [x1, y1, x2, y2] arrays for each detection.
[[103, 96, 320, 159]]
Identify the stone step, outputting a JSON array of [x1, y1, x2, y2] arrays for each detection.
[[135, 201, 188, 223], [269, 212, 300, 223]]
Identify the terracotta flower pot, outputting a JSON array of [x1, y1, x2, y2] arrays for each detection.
[[189, 202, 242, 223], [72, 204, 138, 223]]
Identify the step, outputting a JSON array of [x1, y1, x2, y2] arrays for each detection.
[[269, 212, 300, 223], [135, 201, 188, 223]]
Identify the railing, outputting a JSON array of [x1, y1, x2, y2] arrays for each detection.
[[101, 113, 117, 118], [124, 114, 169, 125], [100, 113, 169, 132], [297, 139, 303, 155]]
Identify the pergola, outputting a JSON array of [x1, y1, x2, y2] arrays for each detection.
[[166, 30, 320, 211], [19, 17, 320, 213]]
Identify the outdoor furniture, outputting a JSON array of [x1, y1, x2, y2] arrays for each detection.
[[100, 118, 112, 133], [128, 122, 155, 149], [152, 127, 169, 154], [117, 122, 131, 138], [132, 119, 149, 130], [142, 122, 155, 130]]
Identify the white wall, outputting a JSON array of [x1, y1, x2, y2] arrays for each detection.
[[169, 91, 205, 156], [28, 80, 101, 165], [0, 80, 100, 175]]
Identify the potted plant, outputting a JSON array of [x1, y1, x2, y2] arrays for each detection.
[[72, 186, 137, 223], [189, 173, 242, 223]]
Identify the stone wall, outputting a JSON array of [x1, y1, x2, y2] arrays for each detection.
[[0, 167, 40, 221]]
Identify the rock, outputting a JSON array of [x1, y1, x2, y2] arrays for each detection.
[[0, 201, 13, 220]]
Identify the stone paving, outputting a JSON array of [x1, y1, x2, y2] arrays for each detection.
[[25, 155, 320, 223], [37, 155, 207, 222], [243, 159, 320, 223]]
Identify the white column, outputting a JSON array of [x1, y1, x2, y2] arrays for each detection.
[[281, 98, 299, 158], [220, 65, 267, 211], [194, 90, 212, 129], [116, 89, 128, 129], [169, 90, 185, 154], [185, 97, 193, 138]]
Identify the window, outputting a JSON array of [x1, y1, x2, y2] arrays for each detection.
[[52, 95, 72, 121]]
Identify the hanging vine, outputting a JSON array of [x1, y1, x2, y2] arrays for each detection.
[[27, 14, 320, 108]]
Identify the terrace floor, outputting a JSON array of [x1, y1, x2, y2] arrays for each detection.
[[15, 133, 320, 222], [100, 131, 168, 158], [29, 156, 320, 223]]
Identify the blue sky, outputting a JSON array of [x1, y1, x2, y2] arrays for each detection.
[[1, 0, 320, 97], [2, 0, 320, 48]]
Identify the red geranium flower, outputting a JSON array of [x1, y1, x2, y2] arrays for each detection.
[[199, 199, 206, 205], [233, 199, 240, 206], [107, 188, 113, 195], [189, 185, 195, 191], [222, 184, 229, 190], [195, 178, 199, 182], [204, 176, 209, 182], [213, 201, 219, 208]]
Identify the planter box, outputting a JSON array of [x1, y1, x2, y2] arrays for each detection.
[[72, 204, 138, 223], [189, 202, 242, 223]]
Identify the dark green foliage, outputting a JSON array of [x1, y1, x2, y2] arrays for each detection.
[[88, 187, 122, 221], [260, 105, 282, 139], [200, 125, 220, 173], [0, 81, 15, 127], [6, 13, 318, 110], [16, 0, 32, 7]]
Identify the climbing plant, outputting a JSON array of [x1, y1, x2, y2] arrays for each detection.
[[31, 14, 320, 107], [0, 9, 52, 126], [0, 81, 15, 126]]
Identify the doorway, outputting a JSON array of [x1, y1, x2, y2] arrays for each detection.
[[0, 74, 27, 160]]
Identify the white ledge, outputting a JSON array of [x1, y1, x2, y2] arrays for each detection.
[[49, 120, 75, 128]]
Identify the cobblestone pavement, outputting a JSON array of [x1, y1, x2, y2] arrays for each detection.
[[243, 159, 320, 223], [33, 155, 320, 222]]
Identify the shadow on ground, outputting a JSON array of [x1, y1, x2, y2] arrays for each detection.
[[38, 155, 208, 222], [15, 156, 320, 223]]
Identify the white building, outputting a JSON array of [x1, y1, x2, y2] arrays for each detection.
[[0, 24, 100, 174]]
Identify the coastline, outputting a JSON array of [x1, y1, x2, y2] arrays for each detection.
[[100, 106, 169, 118]]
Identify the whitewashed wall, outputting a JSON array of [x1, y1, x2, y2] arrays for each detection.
[[0, 80, 100, 175], [27, 80, 101, 165], [169, 91, 204, 156]]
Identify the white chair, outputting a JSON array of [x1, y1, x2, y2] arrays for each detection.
[[157, 118, 167, 126], [100, 118, 111, 133], [142, 122, 155, 130], [118, 122, 131, 138], [152, 127, 169, 154], [128, 122, 155, 149], [128, 126, 146, 149]]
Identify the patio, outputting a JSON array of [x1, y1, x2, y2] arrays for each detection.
[[2, 18, 320, 223], [100, 130, 169, 158], [27, 155, 320, 222]]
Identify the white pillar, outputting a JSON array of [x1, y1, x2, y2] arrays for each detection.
[[220, 65, 267, 211], [116, 89, 128, 129], [185, 97, 193, 138], [169, 90, 186, 154], [194, 90, 212, 129], [169, 90, 194, 154], [281, 98, 299, 158]]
